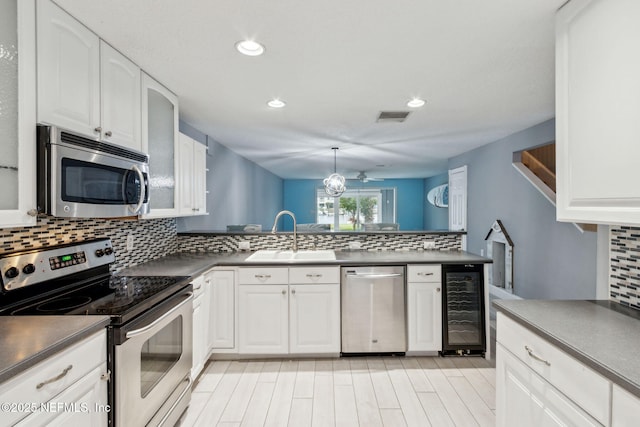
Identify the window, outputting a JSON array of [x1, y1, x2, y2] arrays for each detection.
[[316, 188, 396, 231]]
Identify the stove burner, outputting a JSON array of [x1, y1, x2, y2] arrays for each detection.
[[36, 296, 93, 313]]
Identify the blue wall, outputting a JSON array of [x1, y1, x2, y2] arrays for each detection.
[[448, 119, 597, 299], [177, 121, 284, 232], [424, 173, 449, 230], [282, 178, 426, 231]]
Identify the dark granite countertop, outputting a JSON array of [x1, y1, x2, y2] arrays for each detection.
[[118, 250, 491, 277], [494, 299, 640, 398], [0, 316, 110, 384]]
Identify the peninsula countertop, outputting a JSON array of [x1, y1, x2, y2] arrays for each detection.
[[0, 315, 110, 384], [117, 249, 491, 277], [494, 299, 640, 398]]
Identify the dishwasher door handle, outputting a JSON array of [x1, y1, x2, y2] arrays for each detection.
[[346, 273, 404, 279]]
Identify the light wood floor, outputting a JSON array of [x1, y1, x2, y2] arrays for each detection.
[[176, 356, 496, 427]]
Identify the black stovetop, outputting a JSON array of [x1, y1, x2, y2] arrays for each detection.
[[1, 271, 190, 326]]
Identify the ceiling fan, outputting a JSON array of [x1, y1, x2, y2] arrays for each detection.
[[349, 171, 385, 183]]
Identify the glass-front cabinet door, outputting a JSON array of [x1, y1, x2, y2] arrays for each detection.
[[0, 0, 37, 227], [141, 72, 179, 218]]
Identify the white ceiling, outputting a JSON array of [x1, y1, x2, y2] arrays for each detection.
[[55, 0, 564, 180]]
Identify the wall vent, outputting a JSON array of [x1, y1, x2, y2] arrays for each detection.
[[376, 111, 410, 123]]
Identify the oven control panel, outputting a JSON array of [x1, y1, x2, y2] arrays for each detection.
[[0, 239, 115, 291], [49, 251, 87, 270]]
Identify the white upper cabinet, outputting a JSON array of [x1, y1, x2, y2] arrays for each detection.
[[141, 72, 179, 218], [99, 41, 141, 151], [178, 132, 207, 216], [556, 0, 640, 225], [0, 0, 37, 227], [37, 0, 142, 152], [37, 0, 100, 138]]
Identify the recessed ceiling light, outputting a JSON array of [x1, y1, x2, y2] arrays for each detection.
[[407, 98, 426, 108], [267, 99, 286, 108], [235, 40, 265, 56]]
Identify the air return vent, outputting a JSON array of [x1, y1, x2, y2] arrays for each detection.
[[376, 111, 411, 123]]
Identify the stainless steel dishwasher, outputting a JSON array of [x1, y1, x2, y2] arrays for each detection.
[[341, 266, 406, 353]]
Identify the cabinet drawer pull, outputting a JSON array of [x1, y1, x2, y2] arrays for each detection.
[[291, 289, 296, 294], [104, 130, 112, 137], [417, 272, 434, 276], [281, 289, 286, 295], [193, 285, 202, 291], [525, 345, 551, 366], [94, 127, 102, 133], [36, 365, 73, 389], [255, 274, 272, 280], [436, 287, 440, 292], [305, 274, 322, 278]]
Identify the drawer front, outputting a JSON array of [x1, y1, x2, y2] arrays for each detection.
[[407, 264, 441, 282], [192, 275, 206, 298], [0, 330, 106, 426], [239, 267, 288, 284], [497, 313, 610, 425], [289, 267, 339, 284]]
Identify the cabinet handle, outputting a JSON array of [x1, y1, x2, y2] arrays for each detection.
[[36, 365, 73, 389], [255, 274, 272, 280], [104, 130, 112, 137], [436, 288, 440, 292], [305, 274, 322, 278], [193, 285, 202, 291], [417, 272, 434, 276], [94, 127, 102, 133], [100, 370, 111, 381], [281, 289, 286, 295], [291, 289, 296, 294], [524, 346, 551, 366], [27, 209, 38, 217]]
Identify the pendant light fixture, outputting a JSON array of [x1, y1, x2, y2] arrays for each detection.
[[324, 147, 346, 197]]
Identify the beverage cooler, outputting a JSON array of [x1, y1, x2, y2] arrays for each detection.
[[442, 264, 485, 356]]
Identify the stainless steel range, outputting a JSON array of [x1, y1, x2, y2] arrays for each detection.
[[0, 239, 193, 427]]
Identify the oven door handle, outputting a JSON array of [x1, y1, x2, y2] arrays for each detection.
[[128, 164, 146, 214], [125, 292, 193, 339]]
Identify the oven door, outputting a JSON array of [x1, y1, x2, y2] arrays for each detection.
[[114, 291, 192, 427]]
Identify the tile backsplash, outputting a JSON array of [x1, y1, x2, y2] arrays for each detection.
[[0, 218, 463, 274], [177, 232, 462, 253], [0, 216, 178, 272], [610, 226, 640, 310]]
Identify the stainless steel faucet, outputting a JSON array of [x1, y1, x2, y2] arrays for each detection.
[[271, 210, 297, 251]]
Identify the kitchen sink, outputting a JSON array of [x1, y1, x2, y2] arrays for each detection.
[[245, 249, 336, 262]]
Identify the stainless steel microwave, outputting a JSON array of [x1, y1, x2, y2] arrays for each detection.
[[37, 125, 150, 218]]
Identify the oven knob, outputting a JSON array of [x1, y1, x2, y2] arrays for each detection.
[[5, 267, 19, 279], [95, 249, 105, 257], [22, 264, 36, 274], [104, 247, 113, 256]]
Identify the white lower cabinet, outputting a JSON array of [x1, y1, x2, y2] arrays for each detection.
[[612, 385, 640, 427], [289, 284, 340, 354], [237, 267, 340, 355], [209, 270, 236, 350], [496, 312, 610, 427], [0, 330, 108, 427], [407, 265, 442, 353], [238, 284, 289, 354], [191, 275, 209, 380], [496, 343, 600, 427]]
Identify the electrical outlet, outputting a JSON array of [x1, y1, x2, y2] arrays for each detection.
[[423, 241, 436, 250], [126, 233, 134, 251], [239, 241, 251, 250]]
